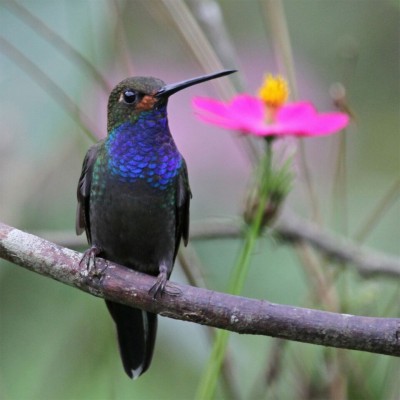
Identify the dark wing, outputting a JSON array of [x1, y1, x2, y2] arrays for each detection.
[[75, 143, 102, 243], [174, 157, 192, 260]]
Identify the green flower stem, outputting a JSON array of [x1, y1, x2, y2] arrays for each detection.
[[195, 143, 273, 400]]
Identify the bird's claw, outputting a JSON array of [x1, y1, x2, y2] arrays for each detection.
[[149, 265, 181, 299], [149, 271, 167, 299], [79, 245, 107, 279]]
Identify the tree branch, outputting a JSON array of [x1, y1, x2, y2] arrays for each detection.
[[1, 221, 399, 357], [189, 212, 400, 278], [275, 211, 400, 277]]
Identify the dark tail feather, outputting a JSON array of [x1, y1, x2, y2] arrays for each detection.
[[105, 300, 157, 379]]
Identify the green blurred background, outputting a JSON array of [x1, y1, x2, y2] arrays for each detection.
[[0, 1, 399, 399]]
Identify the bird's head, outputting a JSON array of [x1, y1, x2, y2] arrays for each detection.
[[107, 70, 236, 132]]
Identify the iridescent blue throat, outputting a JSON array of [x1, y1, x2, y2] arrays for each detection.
[[106, 110, 182, 190]]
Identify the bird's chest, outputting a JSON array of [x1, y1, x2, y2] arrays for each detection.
[[91, 169, 177, 223], [90, 154, 180, 229], [91, 130, 182, 208], [89, 149, 181, 270]]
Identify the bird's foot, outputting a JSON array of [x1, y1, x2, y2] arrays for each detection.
[[79, 245, 107, 279], [149, 265, 181, 299]]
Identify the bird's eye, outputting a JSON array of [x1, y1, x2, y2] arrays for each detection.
[[122, 90, 137, 104]]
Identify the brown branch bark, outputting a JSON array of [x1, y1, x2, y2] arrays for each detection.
[[0, 221, 399, 357], [189, 212, 400, 278]]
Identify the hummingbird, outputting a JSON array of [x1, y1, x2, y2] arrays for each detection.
[[75, 69, 236, 379]]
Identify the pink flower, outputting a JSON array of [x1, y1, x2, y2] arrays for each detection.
[[192, 95, 349, 137]]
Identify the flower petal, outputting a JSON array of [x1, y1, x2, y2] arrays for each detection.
[[193, 95, 272, 135], [301, 113, 350, 136], [192, 97, 242, 130], [194, 112, 243, 130], [192, 96, 349, 138], [192, 97, 232, 119], [228, 95, 265, 120], [275, 102, 315, 132], [275, 102, 349, 136]]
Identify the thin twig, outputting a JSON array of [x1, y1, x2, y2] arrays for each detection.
[[160, 0, 234, 99], [186, 0, 246, 90], [275, 211, 400, 278], [189, 214, 400, 278], [0, 37, 97, 140], [250, 339, 288, 399], [156, 0, 262, 166], [355, 177, 400, 243], [261, 0, 298, 99], [0, 222, 399, 356], [178, 246, 241, 400], [295, 243, 339, 312], [332, 131, 348, 235], [110, 0, 136, 77], [3, 0, 110, 92]]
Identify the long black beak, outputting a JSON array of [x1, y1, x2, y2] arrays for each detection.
[[156, 69, 236, 98]]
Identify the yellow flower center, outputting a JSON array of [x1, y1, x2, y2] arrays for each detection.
[[258, 75, 289, 108]]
